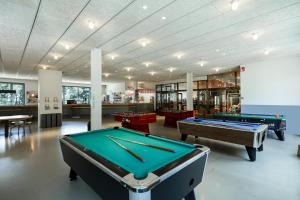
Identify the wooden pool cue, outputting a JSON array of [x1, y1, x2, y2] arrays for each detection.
[[106, 136, 144, 162], [109, 135, 175, 153]]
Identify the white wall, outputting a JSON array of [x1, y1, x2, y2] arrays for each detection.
[[106, 82, 126, 103], [38, 69, 62, 115], [241, 56, 300, 106], [241, 56, 300, 134]]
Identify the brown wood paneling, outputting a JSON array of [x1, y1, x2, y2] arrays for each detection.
[[177, 121, 267, 147]]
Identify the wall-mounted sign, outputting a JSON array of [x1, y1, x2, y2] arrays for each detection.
[[44, 104, 50, 110], [240, 66, 246, 72]]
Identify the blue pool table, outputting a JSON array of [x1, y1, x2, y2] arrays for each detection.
[[209, 113, 286, 141], [177, 118, 269, 161], [60, 127, 209, 200]]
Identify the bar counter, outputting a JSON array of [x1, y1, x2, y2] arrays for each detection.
[[0, 103, 155, 118]]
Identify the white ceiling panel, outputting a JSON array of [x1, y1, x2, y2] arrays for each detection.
[[56, 0, 176, 67], [0, 0, 299, 82], [20, 0, 90, 72], [45, 0, 134, 68], [115, 3, 300, 68], [0, 0, 39, 73]]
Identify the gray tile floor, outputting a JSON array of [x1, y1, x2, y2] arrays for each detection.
[[0, 116, 299, 200]]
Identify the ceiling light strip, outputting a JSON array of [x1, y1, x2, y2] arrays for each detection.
[[62, 0, 178, 69], [56, 0, 136, 70], [114, 2, 300, 66], [103, 1, 215, 57], [116, 14, 300, 68], [18, 0, 42, 68], [34, 0, 92, 70]]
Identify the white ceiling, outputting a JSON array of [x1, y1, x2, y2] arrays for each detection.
[[0, 0, 299, 82]]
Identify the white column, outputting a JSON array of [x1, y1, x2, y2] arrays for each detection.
[[186, 72, 193, 111], [38, 69, 62, 128], [91, 48, 102, 130]]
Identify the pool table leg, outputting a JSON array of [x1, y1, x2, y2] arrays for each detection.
[[258, 144, 263, 152], [274, 130, 285, 141], [184, 190, 196, 200], [245, 146, 256, 162], [69, 168, 77, 181], [4, 121, 9, 138], [181, 134, 188, 141]]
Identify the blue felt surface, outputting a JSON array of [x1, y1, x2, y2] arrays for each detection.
[[183, 117, 262, 131]]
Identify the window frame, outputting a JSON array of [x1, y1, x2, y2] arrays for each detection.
[[0, 81, 25, 106], [62, 86, 91, 104]]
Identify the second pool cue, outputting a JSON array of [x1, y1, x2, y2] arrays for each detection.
[[109, 135, 175, 153], [106, 136, 144, 162]]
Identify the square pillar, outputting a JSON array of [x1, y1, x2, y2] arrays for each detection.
[[38, 69, 62, 128], [91, 48, 102, 130], [186, 72, 193, 111]]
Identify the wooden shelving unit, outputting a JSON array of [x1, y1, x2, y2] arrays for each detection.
[[156, 70, 241, 114]]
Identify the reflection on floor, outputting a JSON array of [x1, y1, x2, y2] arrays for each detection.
[[0, 116, 299, 200]]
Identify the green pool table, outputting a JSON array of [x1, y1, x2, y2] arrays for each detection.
[[60, 127, 209, 200]]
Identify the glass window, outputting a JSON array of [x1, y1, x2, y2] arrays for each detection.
[[0, 82, 25, 105], [156, 85, 162, 92], [63, 86, 90, 104], [178, 82, 186, 90]]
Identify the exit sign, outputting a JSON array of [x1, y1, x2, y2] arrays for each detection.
[[240, 66, 246, 72]]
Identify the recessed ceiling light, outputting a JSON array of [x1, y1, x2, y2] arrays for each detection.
[[198, 61, 206, 67], [110, 54, 118, 60], [222, 53, 227, 56], [216, 49, 220, 52], [142, 5, 148, 10], [175, 52, 184, 59], [54, 55, 58, 60], [127, 76, 132, 80], [124, 67, 133, 72], [149, 71, 156, 76], [103, 73, 110, 77], [88, 21, 95, 29], [264, 50, 270, 55], [167, 67, 175, 72], [41, 65, 47, 70], [143, 62, 151, 67], [139, 38, 150, 47], [215, 68, 220, 72], [231, 0, 239, 11], [161, 16, 166, 20], [65, 45, 70, 50], [252, 33, 258, 40]]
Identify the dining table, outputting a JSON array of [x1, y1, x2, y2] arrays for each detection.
[[0, 115, 31, 137]]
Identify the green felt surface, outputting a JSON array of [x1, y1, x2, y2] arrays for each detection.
[[68, 128, 195, 179], [213, 113, 286, 121]]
